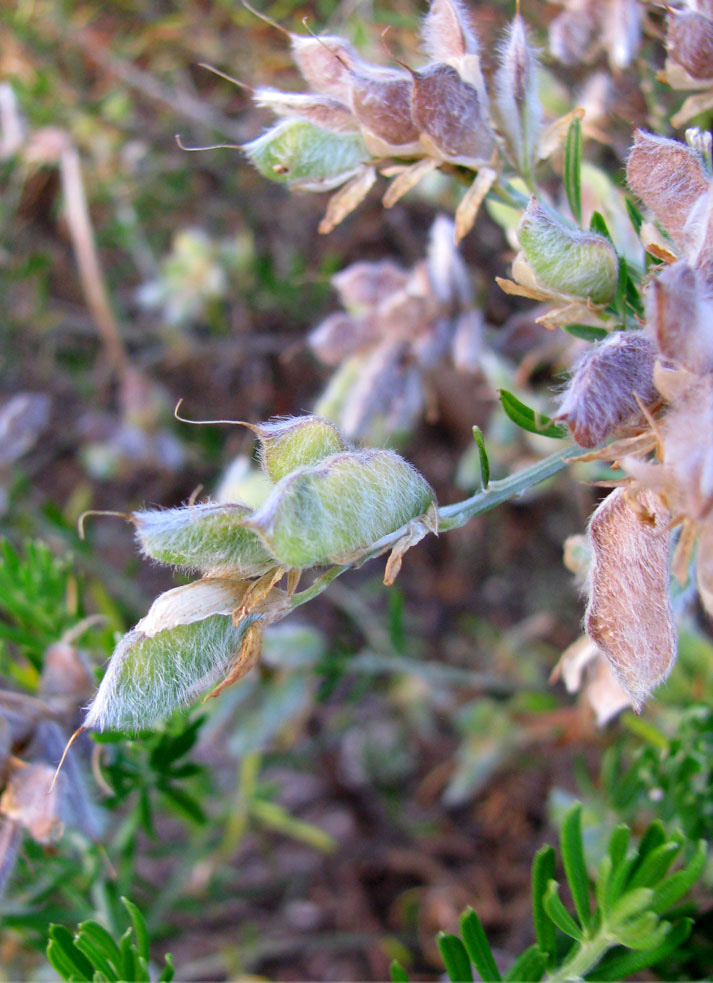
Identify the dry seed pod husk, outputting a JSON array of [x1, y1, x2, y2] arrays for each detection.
[[493, 14, 541, 177], [645, 262, 713, 373], [410, 63, 495, 166], [291, 35, 383, 104], [0, 763, 63, 843], [308, 311, 380, 364], [627, 131, 710, 255], [549, 1, 599, 66], [555, 332, 658, 448], [244, 449, 435, 568], [350, 73, 421, 150], [659, 376, 713, 521], [243, 118, 369, 190], [421, 0, 479, 63], [518, 197, 618, 303], [84, 579, 278, 731], [133, 501, 276, 576], [332, 260, 410, 312], [253, 89, 359, 133], [249, 415, 348, 482], [667, 10, 713, 81], [585, 486, 676, 710]]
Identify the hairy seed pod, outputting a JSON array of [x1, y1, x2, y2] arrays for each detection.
[[494, 14, 541, 177], [244, 449, 435, 568], [332, 260, 410, 312], [645, 261, 713, 373], [253, 88, 358, 132], [243, 119, 368, 190], [290, 35, 386, 103], [549, 2, 598, 66], [133, 502, 276, 575], [350, 73, 421, 149], [586, 486, 676, 709], [84, 579, 265, 731], [659, 376, 713, 521], [422, 0, 479, 62], [518, 197, 618, 303], [251, 416, 349, 482], [410, 63, 495, 165], [308, 312, 380, 365], [667, 10, 713, 80], [556, 332, 658, 448], [627, 131, 710, 255]]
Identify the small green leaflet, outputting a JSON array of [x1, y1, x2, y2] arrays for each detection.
[[564, 117, 583, 225], [498, 390, 568, 439], [562, 323, 608, 342], [472, 426, 490, 488]]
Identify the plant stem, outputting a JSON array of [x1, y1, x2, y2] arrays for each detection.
[[545, 929, 614, 982]]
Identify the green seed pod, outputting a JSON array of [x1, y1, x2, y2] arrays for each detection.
[[84, 579, 257, 731], [133, 502, 276, 576], [244, 449, 436, 568], [243, 119, 369, 190], [252, 415, 349, 482], [518, 197, 618, 304]]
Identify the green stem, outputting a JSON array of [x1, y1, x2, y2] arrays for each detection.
[[545, 929, 614, 983], [289, 444, 579, 609]]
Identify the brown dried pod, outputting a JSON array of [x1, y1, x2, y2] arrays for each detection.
[[332, 260, 410, 311], [253, 89, 359, 132], [660, 376, 713, 521], [549, 1, 599, 66], [585, 486, 676, 710], [645, 261, 713, 373], [421, 0, 479, 63], [350, 72, 421, 149], [410, 63, 495, 165], [627, 131, 710, 255], [308, 312, 380, 365], [291, 35, 366, 103], [667, 10, 713, 81], [556, 332, 658, 448]]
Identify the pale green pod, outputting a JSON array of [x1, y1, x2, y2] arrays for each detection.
[[84, 579, 256, 731], [243, 119, 369, 190], [518, 197, 618, 304], [253, 416, 348, 483], [244, 449, 436, 568], [133, 501, 276, 576]]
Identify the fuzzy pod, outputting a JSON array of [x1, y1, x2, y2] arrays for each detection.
[[493, 14, 541, 177], [517, 197, 619, 303], [338, 343, 425, 440], [556, 332, 658, 448], [84, 579, 262, 731], [627, 131, 710, 256], [290, 35, 382, 103], [253, 88, 359, 133], [308, 312, 380, 365], [645, 261, 713, 373], [244, 449, 435, 567], [350, 73, 421, 150], [548, 1, 598, 66], [667, 10, 713, 80], [332, 260, 410, 312], [243, 119, 369, 190], [133, 501, 276, 576], [421, 0, 479, 62], [251, 416, 349, 482], [410, 63, 495, 166], [585, 486, 676, 710]]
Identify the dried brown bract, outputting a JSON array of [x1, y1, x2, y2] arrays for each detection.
[[585, 486, 676, 710], [556, 332, 658, 448], [667, 10, 713, 82]]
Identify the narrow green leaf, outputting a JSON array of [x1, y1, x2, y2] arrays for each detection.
[[543, 882, 583, 940], [459, 908, 501, 982], [135, 954, 151, 983], [561, 803, 591, 929], [472, 426, 490, 489], [157, 953, 175, 983], [606, 853, 639, 913], [589, 211, 612, 241], [437, 932, 474, 982], [498, 390, 568, 439], [590, 917, 692, 980], [502, 944, 546, 982], [613, 913, 668, 951], [651, 840, 706, 914], [624, 197, 643, 234], [73, 937, 118, 982], [608, 826, 630, 871], [615, 255, 628, 318], [46, 941, 83, 982], [564, 117, 582, 225], [531, 846, 556, 963], [390, 959, 410, 982], [158, 785, 207, 825], [628, 842, 681, 890], [121, 897, 149, 962], [609, 887, 654, 926], [596, 855, 613, 915], [77, 921, 122, 969], [47, 926, 96, 980], [561, 323, 608, 342], [118, 930, 135, 983]]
